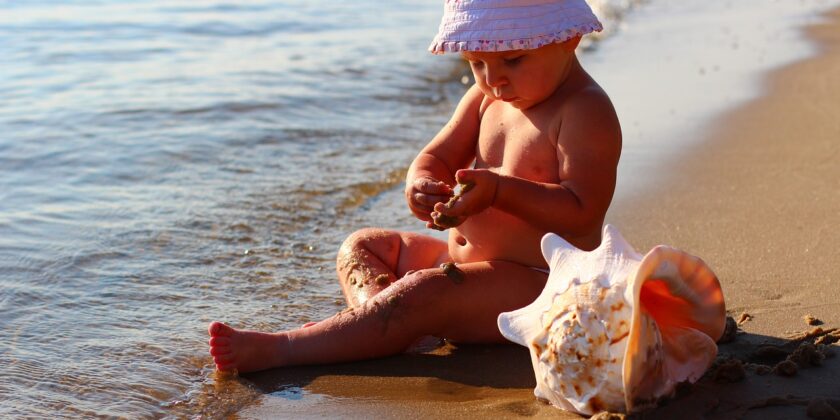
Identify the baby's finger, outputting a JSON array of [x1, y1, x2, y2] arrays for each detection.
[[413, 192, 450, 208], [413, 177, 453, 195], [426, 220, 446, 231], [455, 169, 476, 185], [434, 200, 461, 215]]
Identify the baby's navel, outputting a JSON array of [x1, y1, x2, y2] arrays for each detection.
[[455, 235, 467, 246]]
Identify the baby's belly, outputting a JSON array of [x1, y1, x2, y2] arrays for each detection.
[[448, 208, 548, 268]]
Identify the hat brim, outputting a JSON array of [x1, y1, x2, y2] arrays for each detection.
[[429, 0, 602, 54]]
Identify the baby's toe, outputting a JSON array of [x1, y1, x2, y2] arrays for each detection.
[[209, 336, 231, 347], [209, 345, 231, 356], [215, 362, 236, 372], [208, 321, 235, 337], [213, 353, 235, 365]]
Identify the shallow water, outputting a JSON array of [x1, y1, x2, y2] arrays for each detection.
[[1, 0, 836, 417], [1, 1, 462, 416]]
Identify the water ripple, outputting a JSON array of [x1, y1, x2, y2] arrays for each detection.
[[0, 0, 472, 417]]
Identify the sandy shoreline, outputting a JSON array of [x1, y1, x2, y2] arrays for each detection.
[[601, 6, 840, 418], [238, 6, 840, 420], [608, 6, 840, 338]]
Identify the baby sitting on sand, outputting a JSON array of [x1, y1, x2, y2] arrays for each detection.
[[208, 0, 621, 372]]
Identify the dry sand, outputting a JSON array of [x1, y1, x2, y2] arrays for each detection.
[[602, 6, 840, 418], [238, 7, 840, 420]]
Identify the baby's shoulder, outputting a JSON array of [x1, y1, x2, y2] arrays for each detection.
[[554, 81, 619, 135], [554, 82, 621, 156], [560, 83, 615, 118]]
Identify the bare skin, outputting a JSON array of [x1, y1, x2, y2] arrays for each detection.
[[208, 259, 547, 371], [208, 38, 621, 373]]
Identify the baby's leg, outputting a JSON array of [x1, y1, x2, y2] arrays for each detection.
[[335, 228, 449, 307], [208, 261, 546, 372]]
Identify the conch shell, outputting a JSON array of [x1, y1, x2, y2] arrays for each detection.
[[498, 225, 725, 415]]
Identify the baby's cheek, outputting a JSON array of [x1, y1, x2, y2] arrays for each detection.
[[516, 80, 542, 97]]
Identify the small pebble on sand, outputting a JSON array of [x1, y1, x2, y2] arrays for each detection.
[[713, 358, 746, 383], [773, 360, 798, 377], [753, 364, 772, 375], [718, 316, 738, 343], [803, 314, 823, 326], [737, 312, 753, 325], [789, 342, 825, 367]]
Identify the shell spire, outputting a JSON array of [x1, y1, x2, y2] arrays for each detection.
[[498, 224, 725, 415]]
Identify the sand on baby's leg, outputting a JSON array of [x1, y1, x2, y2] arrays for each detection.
[[335, 228, 449, 307], [208, 259, 547, 372], [302, 228, 448, 330]]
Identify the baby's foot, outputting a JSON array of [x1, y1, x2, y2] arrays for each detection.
[[207, 321, 289, 373]]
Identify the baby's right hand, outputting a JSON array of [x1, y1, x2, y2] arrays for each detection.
[[406, 176, 453, 223]]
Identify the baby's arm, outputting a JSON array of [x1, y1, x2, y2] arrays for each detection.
[[437, 88, 621, 238], [405, 85, 484, 224]]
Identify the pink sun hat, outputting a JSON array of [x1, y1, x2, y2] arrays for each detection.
[[429, 0, 602, 54]]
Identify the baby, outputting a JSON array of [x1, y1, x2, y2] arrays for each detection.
[[208, 0, 621, 373]]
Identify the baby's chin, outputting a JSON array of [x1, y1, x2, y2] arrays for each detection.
[[501, 97, 539, 110]]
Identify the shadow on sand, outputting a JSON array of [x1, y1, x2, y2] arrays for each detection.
[[245, 341, 536, 396], [238, 326, 839, 419]]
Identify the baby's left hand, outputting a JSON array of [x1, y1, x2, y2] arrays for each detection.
[[431, 169, 498, 228]]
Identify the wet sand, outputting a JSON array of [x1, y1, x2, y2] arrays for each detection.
[[237, 6, 840, 420]]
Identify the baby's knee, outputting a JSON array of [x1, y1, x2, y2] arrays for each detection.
[[340, 227, 381, 248], [338, 228, 400, 260]]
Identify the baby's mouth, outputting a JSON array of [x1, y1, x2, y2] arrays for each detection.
[[492, 88, 516, 102]]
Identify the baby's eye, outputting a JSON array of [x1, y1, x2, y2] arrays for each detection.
[[503, 55, 524, 65]]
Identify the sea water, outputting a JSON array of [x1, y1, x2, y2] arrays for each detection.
[[0, 0, 836, 417]]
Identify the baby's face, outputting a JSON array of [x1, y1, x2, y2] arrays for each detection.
[[462, 41, 577, 110]]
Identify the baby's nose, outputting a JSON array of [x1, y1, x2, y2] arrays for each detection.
[[484, 69, 507, 88]]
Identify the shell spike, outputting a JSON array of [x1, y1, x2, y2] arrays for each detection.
[[497, 307, 532, 346], [540, 232, 579, 268], [600, 224, 643, 263]]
